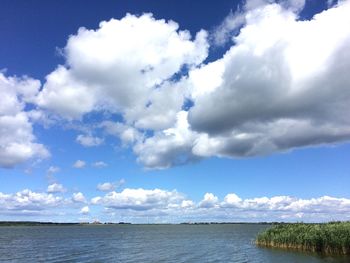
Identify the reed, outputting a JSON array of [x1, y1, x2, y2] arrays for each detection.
[[256, 222, 350, 255]]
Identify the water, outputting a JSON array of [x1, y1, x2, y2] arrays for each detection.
[[0, 224, 349, 262]]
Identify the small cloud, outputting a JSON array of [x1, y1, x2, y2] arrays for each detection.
[[92, 161, 108, 168], [73, 160, 86, 168], [199, 193, 219, 208], [91, 196, 102, 205], [72, 192, 86, 203], [47, 166, 60, 175], [97, 182, 115, 192], [97, 179, 125, 192], [118, 178, 126, 187], [80, 206, 90, 215], [24, 168, 32, 175], [76, 134, 104, 147], [47, 183, 66, 193]]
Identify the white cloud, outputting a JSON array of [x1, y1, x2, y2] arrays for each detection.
[[4, 2, 350, 170], [0, 73, 49, 168], [76, 134, 104, 147], [92, 161, 108, 168], [246, 0, 306, 12], [73, 160, 86, 168], [0, 189, 63, 213], [31, 13, 210, 169], [223, 193, 242, 206], [91, 196, 102, 205], [97, 182, 115, 192], [1, 188, 350, 222], [47, 183, 66, 193], [187, 59, 225, 99], [47, 166, 60, 175], [211, 9, 246, 47], [219, 194, 350, 216], [37, 13, 208, 124], [129, 2, 350, 168], [96, 180, 125, 192], [186, 1, 350, 160], [101, 121, 143, 145], [181, 200, 195, 209], [36, 66, 96, 119], [80, 206, 90, 215], [72, 192, 86, 203], [199, 193, 219, 208], [133, 111, 199, 169], [90, 188, 350, 222], [212, 0, 306, 46], [91, 188, 186, 210]]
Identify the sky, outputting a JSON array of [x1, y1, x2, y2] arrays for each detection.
[[1, 0, 350, 223]]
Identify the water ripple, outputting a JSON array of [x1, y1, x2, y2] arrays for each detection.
[[0, 224, 349, 263]]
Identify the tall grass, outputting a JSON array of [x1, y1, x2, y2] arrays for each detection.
[[256, 222, 350, 255]]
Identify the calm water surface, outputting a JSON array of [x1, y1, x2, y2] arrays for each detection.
[[0, 224, 349, 262]]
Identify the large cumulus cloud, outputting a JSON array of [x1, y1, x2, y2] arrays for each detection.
[[3, 1, 350, 169], [37, 13, 208, 129], [131, 0, 350, 168], [187, 1, 350, 159], [0, 73, 49, 168]]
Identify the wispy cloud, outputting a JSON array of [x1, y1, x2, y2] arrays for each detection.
[[96, 179, 126, 192], [76, 134, 104, 147], [47, 166, 60, 175], [47, 183, 66, 193], [80, 206, 90, 215], [72, 192, 86, 203], [92, 161, 108, 168], [73, 160, 86, 169]]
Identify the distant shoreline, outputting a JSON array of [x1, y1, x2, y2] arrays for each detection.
[[0, 221, 275, 226]]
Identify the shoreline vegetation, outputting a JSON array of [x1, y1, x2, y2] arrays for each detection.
[[256, 222, 350, 255]]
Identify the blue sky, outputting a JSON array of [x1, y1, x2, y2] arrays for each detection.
[[1, 0, 350, 223]]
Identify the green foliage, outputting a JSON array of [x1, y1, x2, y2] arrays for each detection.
[[256, 222, 350, 255]]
